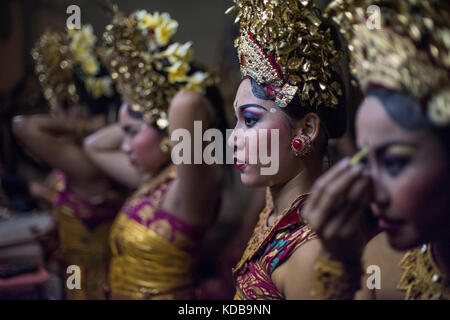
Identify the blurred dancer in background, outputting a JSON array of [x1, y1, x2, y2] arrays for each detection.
[[97, 6, 230, 299], [12, 25, 123, 299]]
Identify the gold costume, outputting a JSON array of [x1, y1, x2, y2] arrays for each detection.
[[398, 244, 450, 300], [109, 166, 201, 299], [53, 173, 120, 300]]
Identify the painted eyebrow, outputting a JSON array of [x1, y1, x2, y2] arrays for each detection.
[[239, 104, 268, 111], [357, 141, 417, 156]]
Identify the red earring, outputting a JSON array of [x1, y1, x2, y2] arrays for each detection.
[[291, 134, 312, 157]]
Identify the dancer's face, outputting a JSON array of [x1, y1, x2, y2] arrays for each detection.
[[356, 96, 450, 250], [228, 79, 303, 187], [119, 102, 170, 174]]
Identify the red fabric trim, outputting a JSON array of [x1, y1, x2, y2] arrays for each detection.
[[260, 195, 308, 249]]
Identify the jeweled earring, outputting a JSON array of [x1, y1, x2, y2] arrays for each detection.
[[291, 134, 312, 157]]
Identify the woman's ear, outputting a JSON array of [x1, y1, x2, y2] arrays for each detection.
[[294, 112, 321, 143]]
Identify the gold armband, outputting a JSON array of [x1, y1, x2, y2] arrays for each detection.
[[311, 255, 362, 300]]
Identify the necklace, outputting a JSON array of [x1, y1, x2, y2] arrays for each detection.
[[397, 243, 450, 300]]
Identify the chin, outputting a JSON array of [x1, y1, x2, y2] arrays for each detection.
[[385, 228, 421, 252], [240, 172, 274, 188]]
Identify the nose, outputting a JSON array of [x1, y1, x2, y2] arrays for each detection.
[[227, 128, 245, 151], [370, 173, 390, 217]]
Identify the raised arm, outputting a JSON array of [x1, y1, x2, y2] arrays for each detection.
[[84, 124, 140, 189], [12, 115, 102, 183], [166, 90, 221, 223]]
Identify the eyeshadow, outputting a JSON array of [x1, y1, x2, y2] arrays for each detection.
[[385, 145, 417, 156]]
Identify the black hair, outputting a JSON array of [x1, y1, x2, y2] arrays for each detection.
[[366, 88, 428, 129], [249, 74, 347, 141], [249, 75, 347, 157], [72, 64, 121, 117], [366, 87, 450, 157]]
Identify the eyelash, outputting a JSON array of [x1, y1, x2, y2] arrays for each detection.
[[123, 127, 138, 137], [360, 154, 411, 177], [382, 155, 411, 177], [243, 113, 261, 128]]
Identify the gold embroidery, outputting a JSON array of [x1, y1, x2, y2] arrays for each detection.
[[109, 214, 195, 299], [109, 165, 197, 299], [56, 210, 113, 299], [149, 219, 172, 241], [398, 243, 450, 300], [137, 206, 155, 225]]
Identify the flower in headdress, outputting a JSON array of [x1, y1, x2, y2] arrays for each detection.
[[85, 76, 113, 99], [136, 10, 166, 31], [68, 25, 99, 75], [428, 90, 450, 126], [155, 17, 178, 46], [81, 56, 99, 75], [69, 26, 96, 56], [160, 41, 193, 63], [165, 61, 189, 83], [136, 10, 177, 47], [183, 72, 210, 93]]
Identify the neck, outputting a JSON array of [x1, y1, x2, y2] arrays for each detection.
[[432, 228, 450, 278], [270, 159, 322, 218], [140, 161, 172, 185]]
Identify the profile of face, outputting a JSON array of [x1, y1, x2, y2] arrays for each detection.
[[228, 79, 310, 187], [119, 102, 170, 174], [356, 95, 450, 250]]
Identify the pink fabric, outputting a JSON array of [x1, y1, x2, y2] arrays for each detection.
[[121, 181, 202, 252], [54, 172, 120, 226], [0, 268, 49, 289]]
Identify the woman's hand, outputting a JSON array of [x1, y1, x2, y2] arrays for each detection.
[[301, 158, 376, 265]]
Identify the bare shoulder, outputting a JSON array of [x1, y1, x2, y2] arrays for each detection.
[[362, 233, 406, 299], [272, 238, 322, 299]]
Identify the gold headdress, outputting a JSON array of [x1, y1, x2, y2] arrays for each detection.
[[325, 0, 450, 126], [99, 6, 217, 130], [227, 0, 343, 109], [32, 26, 114, 106], [32, 31, 78, 105]]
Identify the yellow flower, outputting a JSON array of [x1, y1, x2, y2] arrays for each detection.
[[166, 61, 189, 83], [68, 25, 99, 75], [137, 11, 157, 31], [85, 76, 113, 99], [161, 41, 193, 63], [82, 57, 99, 75], [183, 72, 209, 93], [71, 44, 88, 61], [69, 25, 96, 52], [79, 25, 96, 45], [428, 91, 450, 126], [136, 11, 172, 33], [155, 18, 178, 46]]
